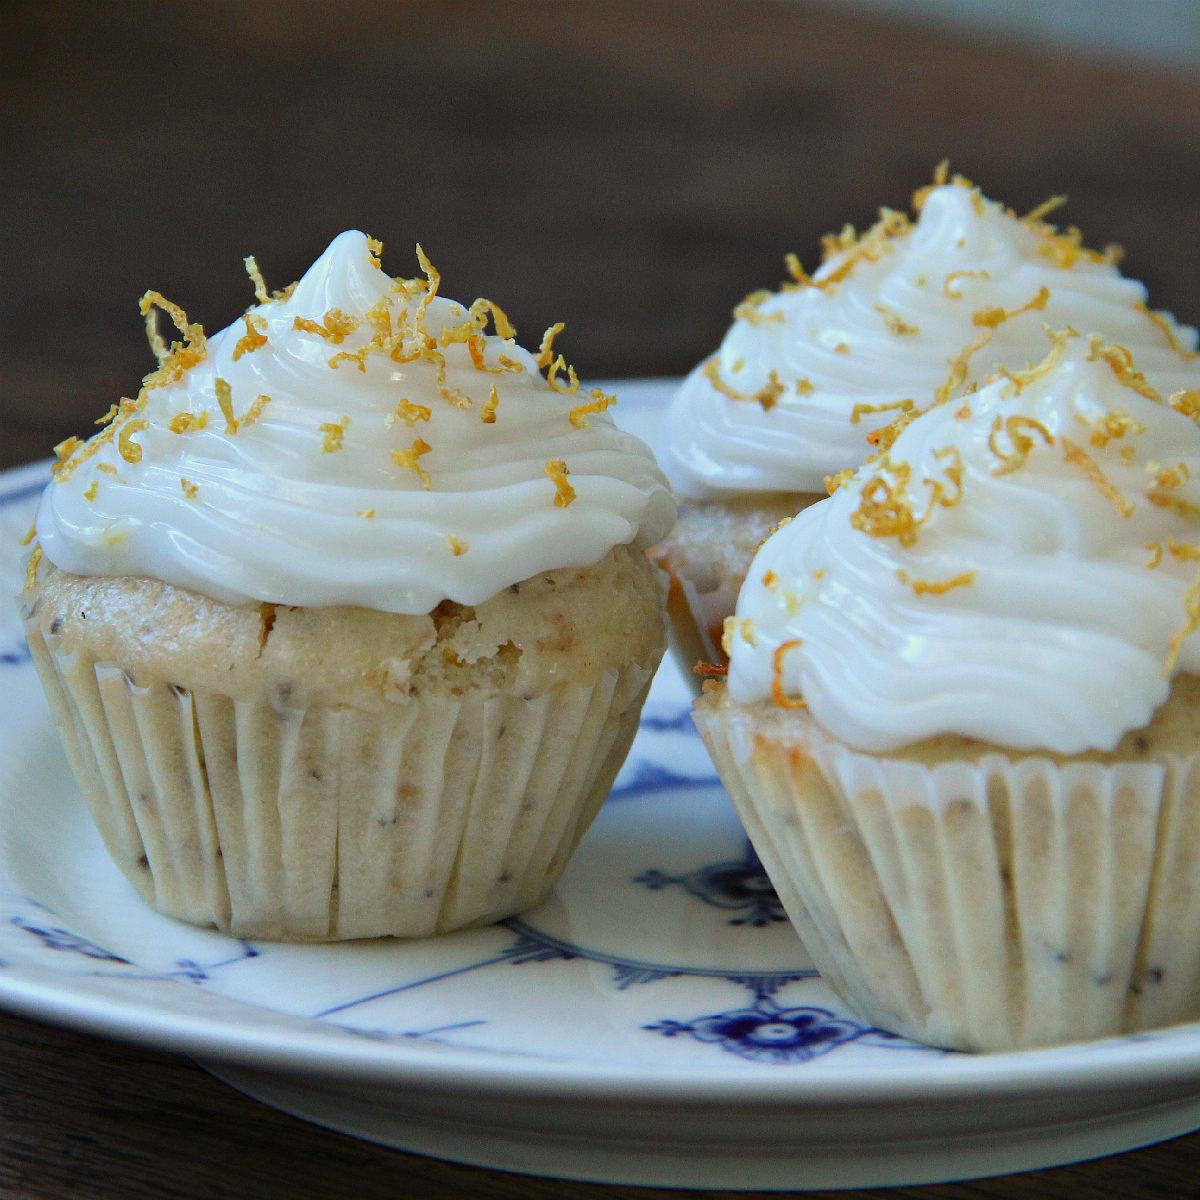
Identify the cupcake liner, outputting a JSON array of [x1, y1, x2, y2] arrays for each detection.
[[694, 693, 1200, 1052], [27, 618, 653, 942], [661, 567, 733, 696]]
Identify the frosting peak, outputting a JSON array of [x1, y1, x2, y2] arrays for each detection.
[[727, 331, 1200, 754], [35, 232, 675, 614], [659, 181, 1200, 499]]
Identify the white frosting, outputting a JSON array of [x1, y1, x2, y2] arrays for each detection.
[[659, 183, 1200, 499], [726, 332, 1200, 754], [36, 232, 675, 614]]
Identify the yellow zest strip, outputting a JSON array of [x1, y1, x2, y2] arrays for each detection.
[[1152, 462, 1190, 491], [932, 445, 965, 505], [943, 269, 989, 299], [496, 354, 523, 373], [974, 285, 1050, 330], [244, 255, 270, 304], [363, 296, 393, 342], [366, 237, 384, 268], [232, 313, 268, 361], [180, 478, 198, 499], [545, 459, 575, 507], [546, 354, 580, 395], [83, 481, 99, 502], [537, 323, 565, 370], [1147, 491, 1200, 519], [1022, 195, 1068, 224], [392, 437, 432, 488], [874, 304, 919, 336], [329, 348, 369, 372], [1169, 537, 1200, 560], [814, 207, 911, 291], [19, 522, 35, 548], [997, 328, 1070, 395], [702, 358, 785, 412], [54, 422, 118, 482], [1032, 221, 1110, 269], [988, 415, 1053, 476], [482, 385, 499, 423], [1146, 542, 1164, 568], [139, 292, 207, 392], [118, 419, 149, 464], [796, 379, 814, 396], [733, 290, 784, 325], [1171, 390, 1200, 424], [413, 244, 440, 328], [911, 571, 976, 596], [824, 467, 854, 495], [419, 340, 471, 408], [850, 457, 938, 547], [215, 379, 238, 434], [721, 616, 739, 658], [168, 410, 210, 434], [94, 404, 119, 427], [447, 534, 468, 556], [358, 509, 375, 518], [97, 462, 117, 476], [52, 437, 83, 476], [911, 159, 951, 212], [319, 416, 350, 453], [1090, 409, 1144, 448], [1086, 335, 1162, 403], [569, 389, 616, 428], [935, 331, 992, 405], [386, 399, 431, 429], [850, 399, 914, 425], [468, 297, 516, 340], [240, 395, 272, 429], [1136, 302, 1200, 359], [782, 252, 815, 291], [294, 308, 362, 345], [1061, 437, 1134, 517], [1166, 567, 1200, 674], [24, 544, 43, 591], [770, 640, 806, 710]]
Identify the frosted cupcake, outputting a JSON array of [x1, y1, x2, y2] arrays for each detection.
[[22, 231, 675, 942], [694, 328, 1200, 1051], [654, 166, 1200, 675]]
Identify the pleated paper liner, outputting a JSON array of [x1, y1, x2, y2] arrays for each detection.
[[694, 684, 1200, 1052], [26, 617, 654, 942]]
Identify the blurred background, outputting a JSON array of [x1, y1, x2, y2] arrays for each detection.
[[5, 0, 1200, 470]]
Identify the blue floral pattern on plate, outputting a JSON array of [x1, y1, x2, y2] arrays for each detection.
[[0, 464, 929, 1070]]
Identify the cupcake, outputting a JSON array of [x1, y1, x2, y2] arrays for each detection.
[[654, 165, 1200, 678], [694, 328, 1200, 1051], [22, 231, 675, 942]]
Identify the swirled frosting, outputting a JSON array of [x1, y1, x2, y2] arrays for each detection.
[[35, 231, 675, 614], [726, 331, 1200, 753], [659, 181, 1200, 499]]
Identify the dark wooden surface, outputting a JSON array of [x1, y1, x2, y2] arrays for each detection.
[[7, 1, 1200, 1195]]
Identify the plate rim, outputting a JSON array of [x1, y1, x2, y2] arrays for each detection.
[[8, 427, 1200, 1108]]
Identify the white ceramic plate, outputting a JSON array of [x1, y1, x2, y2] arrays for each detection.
[[5, 387, 1200, 1191]]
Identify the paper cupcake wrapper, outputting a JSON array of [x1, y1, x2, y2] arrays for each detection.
[[694, 695, 1200, 1052], [661, 569, 736, 697], [27, 620, 654, 942]]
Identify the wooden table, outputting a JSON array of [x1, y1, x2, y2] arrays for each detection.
[[5, 1, 1200, 1194]]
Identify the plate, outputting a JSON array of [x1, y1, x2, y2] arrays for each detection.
[[5, 388, 1200, 1191]]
